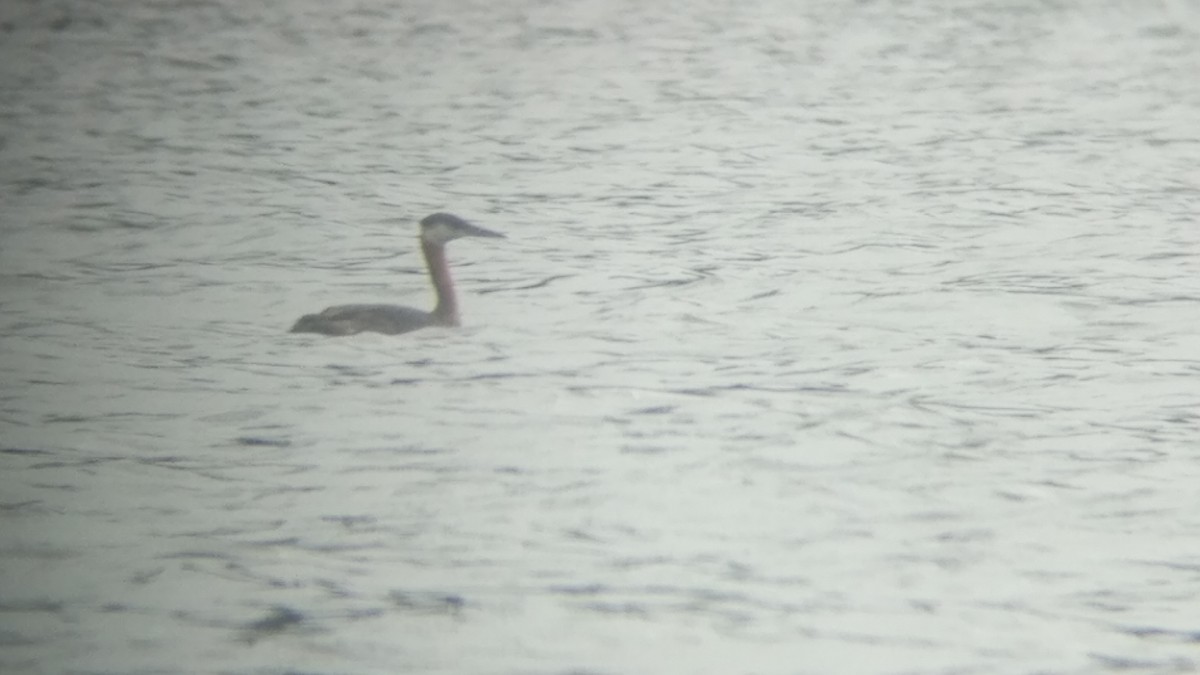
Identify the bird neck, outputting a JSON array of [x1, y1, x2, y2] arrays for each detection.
[[422, 239, 459, 326]]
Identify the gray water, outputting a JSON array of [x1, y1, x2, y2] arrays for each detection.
[[2, 0, 1199, 673]]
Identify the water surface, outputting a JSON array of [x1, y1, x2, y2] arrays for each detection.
[[2, 0, 1199, 673]]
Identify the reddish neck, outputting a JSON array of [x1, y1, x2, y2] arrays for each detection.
[[423, 239, 459, 326]]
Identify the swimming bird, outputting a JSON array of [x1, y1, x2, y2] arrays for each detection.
[[290, 212, 504, 336]]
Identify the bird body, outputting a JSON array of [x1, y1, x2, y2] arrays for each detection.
[[290, 304, 438, 336], [290, 213, 503, 336]]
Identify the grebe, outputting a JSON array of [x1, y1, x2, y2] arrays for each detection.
[[290, 212, 504, 336]]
